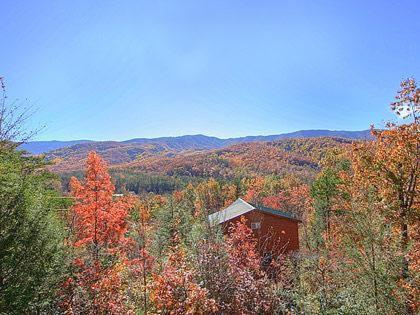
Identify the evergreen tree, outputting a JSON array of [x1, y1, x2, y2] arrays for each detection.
[[0, 148, 67, 313]]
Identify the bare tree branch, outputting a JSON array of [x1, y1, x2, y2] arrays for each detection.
[[0, 77, 43, 150]]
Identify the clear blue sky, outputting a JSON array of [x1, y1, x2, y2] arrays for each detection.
[[1, 0, 419, 141]]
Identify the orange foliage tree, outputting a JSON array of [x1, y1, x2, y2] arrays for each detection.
[[345, 79, 419, 313], [243, 177, 266, 204], [225, 217, 277, 314], [351, 124, 419, 312], [149, 242, 217, 314], [61, 151, 134, 314]]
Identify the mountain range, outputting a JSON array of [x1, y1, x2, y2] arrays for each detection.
[[25, 129, 373, 173], [20, 129, 372, 155]]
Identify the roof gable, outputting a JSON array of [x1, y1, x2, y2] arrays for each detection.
[[208, 198, 301, 225], [208, 198, 255, 225]]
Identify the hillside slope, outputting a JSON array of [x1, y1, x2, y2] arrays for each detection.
[[49, 137, 353, 179], [118, 137, 352, 179], [25, 129, 371, 155]]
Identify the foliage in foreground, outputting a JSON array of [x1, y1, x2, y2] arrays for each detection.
[[0, 149, 67, 314], [0, 78, 418, 314]]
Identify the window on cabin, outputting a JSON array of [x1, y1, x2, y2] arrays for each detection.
[[262, 251, 272, 266], [251, 222, 261, 230]]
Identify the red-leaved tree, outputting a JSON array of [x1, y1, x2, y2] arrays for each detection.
[[150, 243, 218, 314], [61, 151, 134, 314], [225, 217, 277, 314]]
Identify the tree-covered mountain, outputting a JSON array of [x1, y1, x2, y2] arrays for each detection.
[[23, 129, 371, 155], [118, 137, 352, 179], [47, 136, 353, 176], [19, 140, 93, 154]]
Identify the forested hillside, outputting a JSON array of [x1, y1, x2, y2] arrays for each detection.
[[22, 129, 371, 155], [120, 137, 352, 178], [2, 0, 419, 311], [47, 137, 352, 176], [1, 78, 419, 314], [54, 137, 351, 196]]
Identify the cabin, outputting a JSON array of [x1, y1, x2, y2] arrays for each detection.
[[208, 198, 300, 258]]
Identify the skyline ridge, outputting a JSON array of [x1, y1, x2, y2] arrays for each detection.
[[20, 128, 372, 154]]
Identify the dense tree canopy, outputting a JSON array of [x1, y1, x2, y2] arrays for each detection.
[[0, 149, 66, 313], [1, 78, 418, 314]]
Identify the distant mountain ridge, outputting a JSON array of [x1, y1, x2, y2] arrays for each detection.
[[221, 129, 372, 145], [119, 137, 355, 179], [19, 140, 93, 154], [21, 129, 372, 154]]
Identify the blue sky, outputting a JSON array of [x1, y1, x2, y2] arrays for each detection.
[[1, 0, 419, 141]]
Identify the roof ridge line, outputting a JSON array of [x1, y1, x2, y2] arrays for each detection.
[[237, 197, 256, 209], [248, 201, 301, 222]]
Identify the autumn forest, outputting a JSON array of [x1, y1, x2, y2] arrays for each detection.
[[0, 76, 418, 315]]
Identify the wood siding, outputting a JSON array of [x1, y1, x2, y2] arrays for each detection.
[[221, 209, 299, 255]]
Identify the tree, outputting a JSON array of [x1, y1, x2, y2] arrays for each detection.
[[0, 77, 40, 149], [126, 197, 156, 313], [69, 151, 133, 252], [243, 177, 266, 205], [310, 168, 342, 247], [189, 218, 236, 313], [62, 151, 134, 314], [225, 217, 277, 314], [333, 185, 403, 313], [391, 77, 420, 123], [314, 78, 420, 314], [262, 184, 311, 218], [0, 149, 66, 314], [352, 124, 419, 313], [291, 152, 351, 313], [150, 243, 217, 314], [151, 195, 194, 262], [194, 178, 224, 215]]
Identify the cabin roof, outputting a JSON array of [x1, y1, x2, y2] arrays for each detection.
[[208, 198, 301, 225]]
